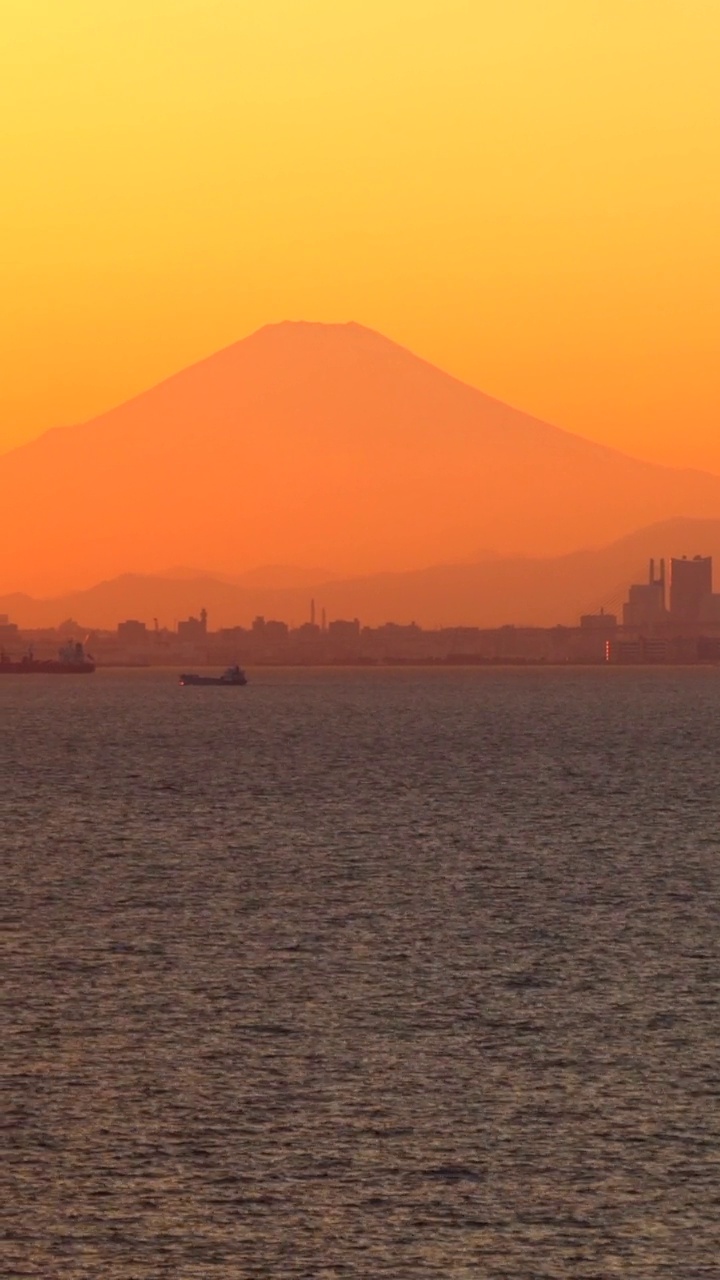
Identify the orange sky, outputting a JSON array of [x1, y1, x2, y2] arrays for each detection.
[[2, 0, 719, 472]]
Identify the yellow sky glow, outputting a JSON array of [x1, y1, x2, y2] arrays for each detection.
[[1, 0, 719, 470]]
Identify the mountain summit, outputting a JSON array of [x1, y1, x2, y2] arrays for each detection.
[[2, 321, 719, 594]]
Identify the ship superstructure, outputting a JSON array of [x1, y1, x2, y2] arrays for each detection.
[[0, 640, 95, 675]]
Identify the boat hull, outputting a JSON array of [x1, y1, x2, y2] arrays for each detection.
[[179, 675, 247, 686]]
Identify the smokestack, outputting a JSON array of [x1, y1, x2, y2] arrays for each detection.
[[310, 598, 316, 626]]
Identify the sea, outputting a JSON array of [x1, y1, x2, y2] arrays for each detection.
[[4, 666, 720, 1278]]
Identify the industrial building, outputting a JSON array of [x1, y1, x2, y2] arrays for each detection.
[[622, 559, 667, 628], [669, 556, 713, 623], [608, 553, 720, 663]]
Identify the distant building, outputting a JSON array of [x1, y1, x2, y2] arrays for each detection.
[[264, 620, 289, 642], [669, 556, 713, 623], [373, 622, 422, 638], [606, 635, 699, 664], [700, 593, 720, 624], [178, 608, 208, 641], [328, 618, 361, 641], [622, 559, 667, 628], [580, 610, 617, 631], [218, 626, 249, 640], [251, 616, 286, 640], [0, 615, 19, 644], [117, 619, 148, 642]]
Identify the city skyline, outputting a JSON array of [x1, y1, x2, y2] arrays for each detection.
[[3, 549, 718, 669]]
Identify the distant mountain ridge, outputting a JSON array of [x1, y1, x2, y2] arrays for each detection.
[[2, 320, 720, 595], [155, 564, 331, 589], [4, 519, 719, 631]]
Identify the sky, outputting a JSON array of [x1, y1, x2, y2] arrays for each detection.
[[1, 0, 719, 472]]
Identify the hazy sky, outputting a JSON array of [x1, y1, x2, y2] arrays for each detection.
[[2, 0, 718, 470]]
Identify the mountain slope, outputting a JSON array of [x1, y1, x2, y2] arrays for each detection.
[[4, 519, 719, 631], [2, 321, 720, 594]]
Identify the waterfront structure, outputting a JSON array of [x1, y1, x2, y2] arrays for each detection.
[[178, 608, 208, 641], [0, 613, 19, 642], [328, 618, 361, 642], [622, 559, 667, 628], [3, 551, 719, 667], [669, 556, 713, 622], [117, 619, 148, 642]]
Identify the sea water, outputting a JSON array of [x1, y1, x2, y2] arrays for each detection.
[[4, 667, 720, 1276]]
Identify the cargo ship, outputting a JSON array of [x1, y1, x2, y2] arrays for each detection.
[[0, 641, 95, 675], [179, 664, 247, 687]]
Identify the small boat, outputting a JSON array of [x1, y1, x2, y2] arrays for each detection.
[[179, 665, 247, 687]]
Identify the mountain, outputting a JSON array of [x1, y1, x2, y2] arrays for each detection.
[[151, 564, 330, 588], [2, 321, 720, 595], [4, 519, 719, 631], [230, 564, 331, 590]]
